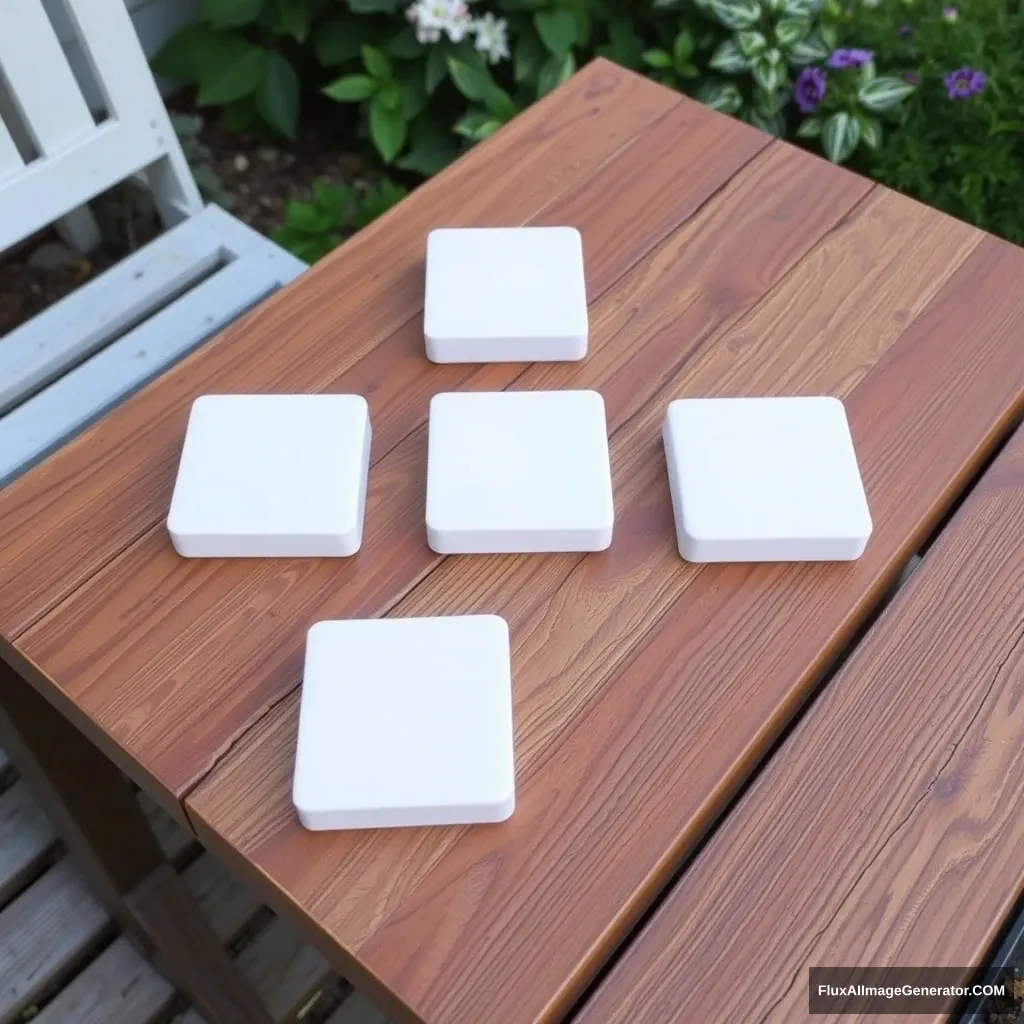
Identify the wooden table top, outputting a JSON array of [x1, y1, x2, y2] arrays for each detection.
[[2, 57, 1023, 1024]]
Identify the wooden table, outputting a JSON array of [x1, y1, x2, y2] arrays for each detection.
[[1, 57, 1023, 1024]]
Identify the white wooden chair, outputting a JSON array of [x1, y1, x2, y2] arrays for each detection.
[[0, 0, 307, 487]]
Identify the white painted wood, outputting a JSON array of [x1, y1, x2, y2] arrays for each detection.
[[0, 783, 56, 906], [0, 120, 24, 186], [326, 991, 391, 1024], [32, 852, 262, 1024], [0, 248, 295, 487], [57, 0, 203, 226], [0, 120, 161, 253], [0, 0, 95, 157], [0, 0, 103, 250], [0, 859, 109, 1024], [0, 206, 236, 413]]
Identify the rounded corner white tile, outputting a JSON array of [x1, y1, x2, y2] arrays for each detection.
[[292, 615, 515, 831], [423, 226, 588, 363], [663, 395, 872, 563], [425, 389, 614, 554], [166, 393, 371, 558]]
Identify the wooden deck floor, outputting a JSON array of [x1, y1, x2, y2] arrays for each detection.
[[0, 745, 391, 1024]]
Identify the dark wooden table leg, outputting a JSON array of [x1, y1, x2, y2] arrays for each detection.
[[0, 658, 273, 1024]]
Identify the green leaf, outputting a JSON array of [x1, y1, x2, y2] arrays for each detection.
[[859, 59, 877, 86], [536, 52, 575, 97], [349, 0, 402, 10], [314, 18, 363, 66], [362, 44, 391, 80], [751, 54, 785, 92], [821, 110, 860, 163], [275, 0, 308, 41], [858, 75, 916, 113], [256, 51, 299, 138], [750, 108, 786, 136], [386, 27, 423, 59], [151, 24, 223, 84], [795, 115, 823, 137], [447, 58, 489, 101], [202, 0, 264, 28], [399, 76, 428, 120], [483, 84, 518, 121], [696, 80, 743, 114], [775, 17, 810, 47], [397, 131, 458, 175], [533, 9, 576, 57], [377, 80, 402, 110], [426, 46, 449, 93], [642, 49, 673, 69], [782, 0, 812, 14], [196, 40, 266, 105], [454, 110, 502, 141], [709, 39, 750, 73], [856, 112, 882, 148], [787, 35, 830, 66], [736, 31, 767, 58], [673, 29, 695, 64], [709, 0, 761, 30], [369, 94, 407, 162], [820, 22, 838, 48], [322, 74, 377, 102], [515, 32, 545, 82]]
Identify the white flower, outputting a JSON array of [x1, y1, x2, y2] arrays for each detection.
[[406, 0, 473, 45], [473, 12, 510, 64]]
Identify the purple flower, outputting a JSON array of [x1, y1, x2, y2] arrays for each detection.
[[826, 48, 874, 69], [897, 23, 912, 36], [904, 71, 920, 85], [942, 5, 958, 20], [794, 66, 827, 113], [944, 66, 987, 98]]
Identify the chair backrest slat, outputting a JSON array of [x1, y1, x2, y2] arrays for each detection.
[[54, 0, 170, 124], [0, 0, 95, 157], [0, 120, 24, 185]]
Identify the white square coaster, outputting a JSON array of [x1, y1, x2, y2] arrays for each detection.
[[663, 396, 872, 563], [426, 390, 614, 554], [292, 615, 515, 830], [167, 394, 371, 558], [423, 226, 588, 363]]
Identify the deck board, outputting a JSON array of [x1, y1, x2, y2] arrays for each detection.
[[0, 761, 390, 1024]]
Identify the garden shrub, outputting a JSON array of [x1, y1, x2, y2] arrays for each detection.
[[153, 0, 1024, 251]]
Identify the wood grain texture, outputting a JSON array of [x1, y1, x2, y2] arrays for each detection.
[[578, 422, 1024, 1024], [184, 187, 1024, 1024], [10, 91, 774, 817], [0, 59, 681, 641]]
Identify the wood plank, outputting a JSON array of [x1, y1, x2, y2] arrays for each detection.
[[8, 91, 772, 813], [0, 859, 110, 1024], [0, 59, 682, 640], [0, 207, 227, 415], [32, 851, 261, 1024], [0, 782, 56, 906], [0, 250, 292, 487], [0, 118, 24, 186], [176, 917, 333, 1024], [578, 419, 1024, 1024], [0, 0, 95, 157], [185, 221, 1024, 1023]]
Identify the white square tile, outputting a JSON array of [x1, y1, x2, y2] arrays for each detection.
[[423, 226, 588, 363], [292, 615, 515, 830], [426, 390, 614, 554], [167, 394, 371, 558], [663, 396, 872, 562]]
